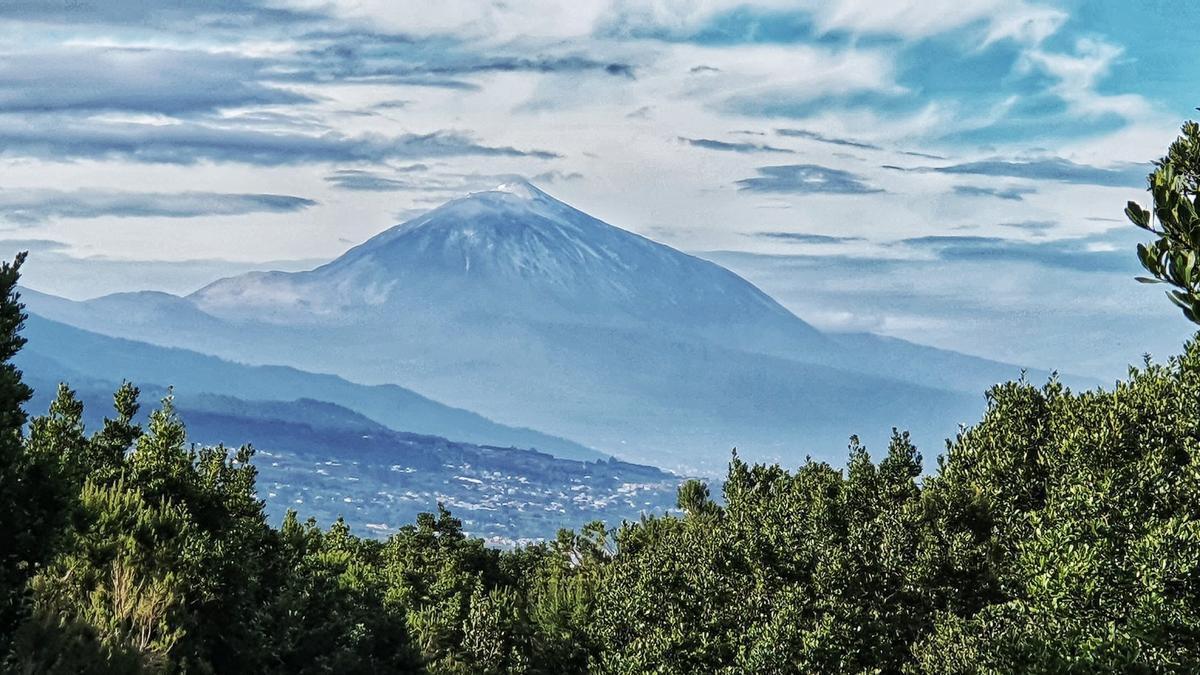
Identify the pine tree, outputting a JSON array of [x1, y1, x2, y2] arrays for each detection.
[[0, 252, 42, 649]]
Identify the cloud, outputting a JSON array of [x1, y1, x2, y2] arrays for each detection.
[[1001, 220, 1056, 233], [701, 243, 1187, 382], [601, 1, 1063, 44], [371, 99, 414, 110], [952, 185, 1037, 201], [0, 238, 68, 254], [0, 0, 317, 29], [532, 170, 584, 183], [736, 164, 884, 194], [751, 232, 864, 243], [324, 169, 415, 191], [283, 33, 637, 86], [0, 47, 312, 114], [774, 128, 943, 160], [0, 189, 317, 223], [900, 235, 1133, 272], [326, 168, 576, 195], [899, 150, 947, 160], [888, 157, 1151, 188], [805, 0, 1066, 43], [680, 137, 793, 153], [0, 118, 559, 165], [16, 253, 327, 300], [775, 128, 881, 151]]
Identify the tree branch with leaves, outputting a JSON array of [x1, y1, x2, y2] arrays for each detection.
[[1127, 119, 1200, 324]]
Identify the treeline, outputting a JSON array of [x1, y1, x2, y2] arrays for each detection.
[[0, 261, 1198, 673]]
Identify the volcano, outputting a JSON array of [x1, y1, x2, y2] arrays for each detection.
[[24, 180, 1044, 469]]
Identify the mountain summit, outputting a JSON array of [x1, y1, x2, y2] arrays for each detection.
[[190, 180, 810, 342], [24, 180, 1041, 468]]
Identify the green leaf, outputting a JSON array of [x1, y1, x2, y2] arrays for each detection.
[[1166, 290, 1191, 310], [1125, 202, 1151, 229]]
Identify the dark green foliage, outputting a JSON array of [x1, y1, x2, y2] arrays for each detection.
[[0, 252, 43, 650], [912, 346, 1200, 672], [1129, 119, 1200, 324]]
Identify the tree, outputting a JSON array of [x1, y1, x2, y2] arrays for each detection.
[[0, 252, 47, 650], [1128, 118, 1200, 324], [912, 343, 1200, 672]]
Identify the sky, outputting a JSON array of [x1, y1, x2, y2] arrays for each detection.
[[0, 0, 1197, 378]]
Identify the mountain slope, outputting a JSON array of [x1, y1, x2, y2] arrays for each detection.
[[22, 180, 1046, 468], [19, 313, 604, 461]]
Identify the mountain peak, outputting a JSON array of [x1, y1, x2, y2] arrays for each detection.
[[189, 181, 808, 336], [489, 178, 546, 202]]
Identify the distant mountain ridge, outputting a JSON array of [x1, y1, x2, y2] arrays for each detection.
[[18, 350, 675, 543], [18, 313, 604, 461], [21, 180, 1060, 469]]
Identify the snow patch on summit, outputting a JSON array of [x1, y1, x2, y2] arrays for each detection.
[[492, 180, 543, 201]]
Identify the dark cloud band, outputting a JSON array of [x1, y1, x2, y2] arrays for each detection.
[[0, 118, 559, 165], [0, 189, 317, 223], [952, 185, 1037, 201], [751, 232, 864, 244], [0, 48, 311, 115], [680, 137, 793, 154], [888, 158, 1151, 188], [736, 164, 884, 194], [775, 128, 882, 151]]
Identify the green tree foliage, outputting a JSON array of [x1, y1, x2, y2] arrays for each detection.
[[0, 252, 49, 651], [912, 349, 1200, 672], [1128, 118, 1200, 324]]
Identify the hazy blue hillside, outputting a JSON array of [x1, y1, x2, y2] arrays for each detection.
[[19, 313, 604, 461]]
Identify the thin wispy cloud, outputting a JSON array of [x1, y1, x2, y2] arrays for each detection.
[[0, 118, 559, 165], [736, 164, 884, 194], [680, 137, 794, 154], [0, 48, 311, 114], [325, 170, 415, 192], [900, 235, 1133, 273], [282, 35, 636, 86], [1001, 220, 1057, 233], [532, 170, 584, 183], [952, 185, 1037, 201], [751, 232, 864, 244], [0, 238, 69, 254], [775, 128, 882, 151], [888, 158, 1151, 188], [0, 0, 317, 29], [372, 100, 412, 111], [0, 189, 316, 223]]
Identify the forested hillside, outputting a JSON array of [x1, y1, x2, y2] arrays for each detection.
[[18, 354, 680, 547], [1, 123, 1199, 672]]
